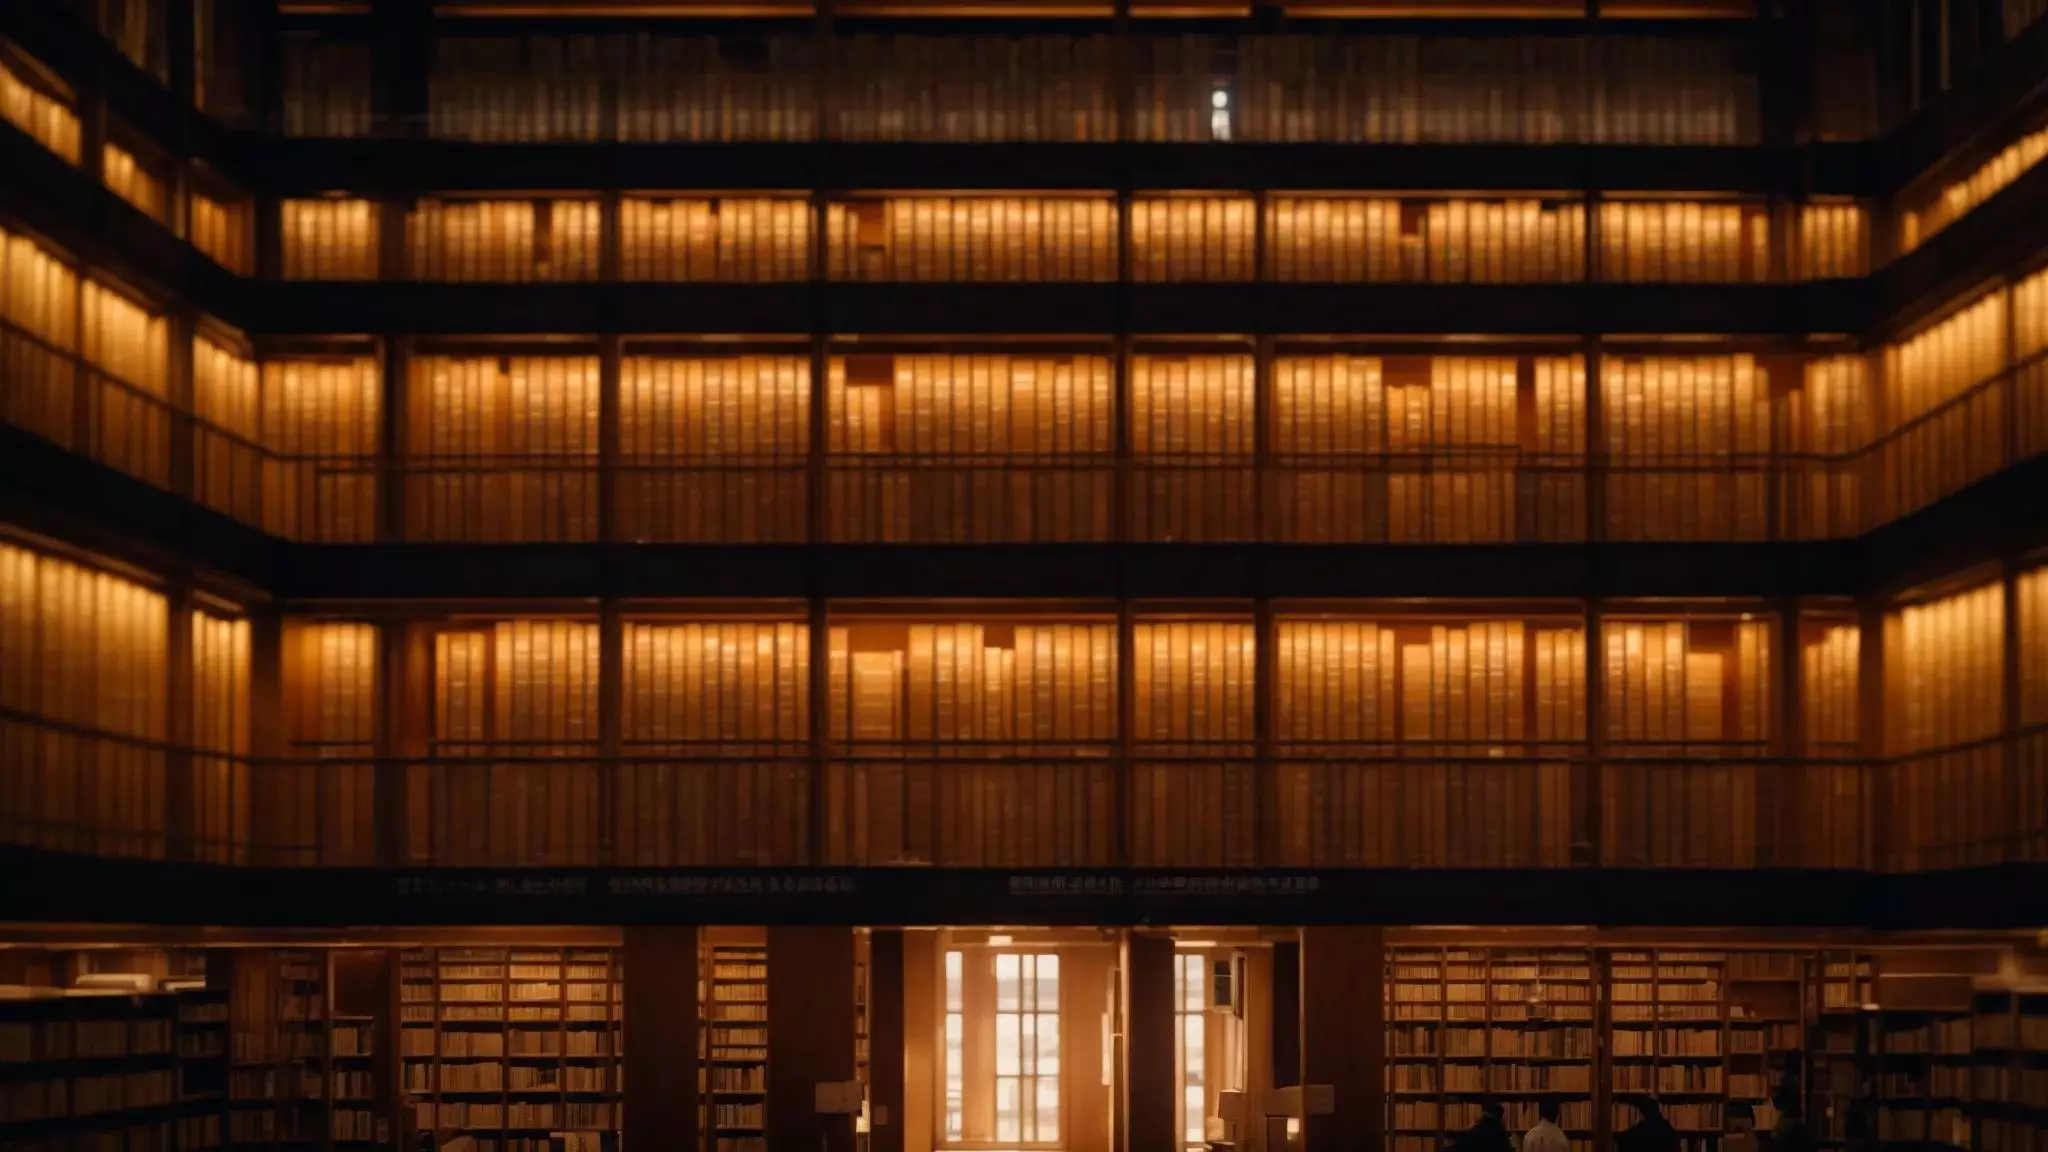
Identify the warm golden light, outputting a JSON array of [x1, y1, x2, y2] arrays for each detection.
[[101, 143, 168, 223], [1780, 356, 1871, 538], [406, 354, 601, 542], [1596, 202, 1768, 282], [1880, 291, 2009, 519], [263, 355, 383, 541], [1902, 123, 2048, 253], [1131, 198, 1256, 281], [1884, 584, 2007, 869], [189, 609, 251, 865], [1601, 355, 1770, 541], [80, 282, 171, 486], [827, 353, 1115, 542], [1130, 354, 1254, 541], [192, 335, 262, 525], [1602, 618, 1770, 866], [620, 354, 811, 542], [1794, 202, 1869, 279], [406, 199, 603, 282], [0, 541, 168, 859], [1268, 198, 1586, 283], [0, 224, 82, 453], [280, 199, 380, 280], [828, 197, 1116, 282], [189, 187, 253, 274], [1131, 619, 1256, 865], [280, 621, 380, 865], [0, 49, 82, 164], [622, 198, 813, 281], [824, 621, 1117, 866]]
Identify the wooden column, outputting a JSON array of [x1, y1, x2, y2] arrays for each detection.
[[1771, 596, 1803, 866], [598, 599, 622, 866], [248, 607, 284, 864], [1271, 938, 1302, 1090], [1125, 931, 1177, 1152], [1300, 926, 1384, 1152], [2003, 559, 2024, 863], [378, 338, 406, 543], [769, 926, 857, 1152], [1857, 597, 1888, 869], [870, 929, 906, 1152], [624, 927, 701, 1151], [379, 620, 428, 865], [1580, 603, 1605, 866], [164, 583, 195, 862], [903, 931, 937, 1152]]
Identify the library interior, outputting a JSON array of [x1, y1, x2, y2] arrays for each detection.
[[3, 0, 2048, 1150]]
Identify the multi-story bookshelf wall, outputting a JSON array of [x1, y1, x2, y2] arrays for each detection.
[[1386, 947, 1596, 1152], [828, 198, 1116, 283], [618, 618, 810, 867], [618, 350, 810, 543], [261, 196, 1877, 287], [275, 619, 380, 867], [1794, 616, 1870, 869], [400, 946, 624, 1152], [704, 938, 769, 1152], [623, 199, 813, 283], [1599, 355, 1773, 542], [424, 618, 601, 866], [1900, 120, 2048, 254], [1273, 617, 1582, 868], [1130, 618, 1257, 866], [1600, 616, 1772, 867], [823, 619, 1118, 867], [1880, 289, 2013, 522], [827, 352, 1115, 544], [1884, 581, 2009, 872], [405, 200, 604, 283], [403, 352, 602, 543], [0, 45, 83, 164], [1270, 354, 1584, 544], [0, 537, 168, 860]]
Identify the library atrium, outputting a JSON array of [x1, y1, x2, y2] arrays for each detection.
[[2, 0, 2048, 1150]]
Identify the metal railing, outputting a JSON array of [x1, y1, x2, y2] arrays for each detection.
[[12, 710, 2041, 872]]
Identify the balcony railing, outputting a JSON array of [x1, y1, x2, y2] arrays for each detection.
[[11, 710, 2041, 873]]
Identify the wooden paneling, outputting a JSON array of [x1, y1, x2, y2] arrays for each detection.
[[618, 620, 809, 866], [619, 353, 809, 543], [1884, 583, 2007, 870], [618, 36, 817, 142], [192, 335, 262, 528], [430, 36, 606, 142], [2017, 266, 2048, 463], [78, 281, 170, 488], [0, 541, 168, 859], [1125, 933, 1178, 1152], [1302, 926, 1385, 1152], [768, 927, 857, 1152], [624, 927, 700, 1152]]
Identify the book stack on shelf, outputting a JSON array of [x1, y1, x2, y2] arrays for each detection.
[[0, 985, 180, 1152], [1725, 953, 1808, 1130], [273, 948, 327, 1148], [401, 947, 623, 1152], [1973, 987, 2048, 1152], [1610, 951, 1727, 1152], [706, 942, 769, 1152], [172, 977, 230, 1151], [1813, 953, 1876, 1145], [1870, 954, 1982, 1152], [855, 935, 871, 1152], [1386, 947, 1595, 1152]]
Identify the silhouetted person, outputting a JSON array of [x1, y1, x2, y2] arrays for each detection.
[[1725, 1101, 1760, 1152], [1768, 1085, 1813, 1152], [1449, 1101, 1515, 1152], [1619, 1097, 1680, 1152], [1523, 1097, 1571, 1152]]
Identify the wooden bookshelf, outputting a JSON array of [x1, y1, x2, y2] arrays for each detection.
[[1609, 950, 1727, 1152], [0, 989, 180, 1152], [704, 941, 769, 1152], [399, 946, 624, 1152], [1972, 988, 2048, 1152]]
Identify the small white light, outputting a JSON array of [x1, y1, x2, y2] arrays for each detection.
[[1211, 88, 1230, 110], [988, 934, 1013, 946], [1285, 1117, 1302, 1140], [1740, 612, 1754, 621]]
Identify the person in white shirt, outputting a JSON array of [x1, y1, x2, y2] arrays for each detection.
[[1523, 1097, 1571, 1152]]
